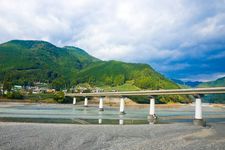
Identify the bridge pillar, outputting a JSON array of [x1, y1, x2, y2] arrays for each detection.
[[99, 97, 104, 111], [120, 97, 126, 114], [193, 95, 205, 126], [84, 97, 88, 107], [73, 97, 76, 105], [148, 96, 157, 124]]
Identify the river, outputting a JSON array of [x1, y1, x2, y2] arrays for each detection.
[[0, 103, 225, 125]]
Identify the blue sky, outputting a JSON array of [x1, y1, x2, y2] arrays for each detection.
[[0, 0, 225, 81]]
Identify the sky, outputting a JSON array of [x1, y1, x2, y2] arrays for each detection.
[[0, 0, 225, 82]]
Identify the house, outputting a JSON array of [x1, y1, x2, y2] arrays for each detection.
[[46, 89, 56, 93], [13, 85, 22, 91]]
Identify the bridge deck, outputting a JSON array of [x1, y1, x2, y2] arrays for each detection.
[[66, 87, 225, 97]]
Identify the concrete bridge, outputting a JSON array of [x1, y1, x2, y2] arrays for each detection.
[[66, 87, 225, 126]]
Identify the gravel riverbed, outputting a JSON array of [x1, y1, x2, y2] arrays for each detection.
[[0, 122, 225, 150]]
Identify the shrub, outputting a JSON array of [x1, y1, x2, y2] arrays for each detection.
[[6, 91, 24, 99], [54, 91, 65, 103]]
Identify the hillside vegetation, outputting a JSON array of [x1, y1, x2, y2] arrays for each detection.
[[198, 77, 225, 103], [0, 40, 190, 103], [198, 77, 225, 88]]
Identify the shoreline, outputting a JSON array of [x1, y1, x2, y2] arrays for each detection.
[[0, 102, 224, 149], [0, 102, 225, 125], [0, 101, 224, 109]]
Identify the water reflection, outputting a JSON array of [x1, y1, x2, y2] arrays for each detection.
[[119, 114, 124, 125], [0, 104, 225, 125], [98, 111, 103, 124], [97, 112, 126, 125], [98, 118, 102, 124], [72, 108, 76, 114], [83, 107, 88, 114], [119, 119, 124, 125]]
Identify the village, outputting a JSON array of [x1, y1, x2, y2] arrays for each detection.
[[0, 82, 105, 97]]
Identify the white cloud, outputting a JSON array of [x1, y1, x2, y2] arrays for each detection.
[[154, 63, 191, 72], [0, 0, 225, 80]]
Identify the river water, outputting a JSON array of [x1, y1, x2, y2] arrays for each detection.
[[0, 103, 225, 125]]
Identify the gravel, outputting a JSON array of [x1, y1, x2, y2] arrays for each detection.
[[0, 122, 225, 150]]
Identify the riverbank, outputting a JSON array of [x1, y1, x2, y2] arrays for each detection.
[[0, 122, 224, 150], [0, 101, 224, 109], [0, 98, 56, 103]]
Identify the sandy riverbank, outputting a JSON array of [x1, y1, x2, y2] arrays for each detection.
[[0, 101, 224, 109], [0, 122, 225, 150]]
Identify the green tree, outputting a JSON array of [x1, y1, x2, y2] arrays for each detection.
[[104, 76, 113, 85], [134, 77, 152, 89], [3, 81, 12, 92], [113, 75, 125, 86], [51, 78, 66, 91], [6, 91, 24, 99]]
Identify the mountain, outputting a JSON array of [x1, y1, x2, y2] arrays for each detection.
[[172, 77, 225, 104], [198, 77, 225, 88], [198, 77, 225, 103], [0, 40, 189, 103], [78, 60, 179, 89], [0, 40, 99, 84], [172, 79, 202, 88]]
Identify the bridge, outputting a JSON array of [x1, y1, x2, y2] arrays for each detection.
[[66, 87, 225, 126]]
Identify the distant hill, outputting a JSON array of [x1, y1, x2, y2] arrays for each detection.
[[198, 77, 225, 103], [172, 77, 225, 103], [0, 40, 189, 103], [198, 77, 225, 88], [172, 79, 202, 87]]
